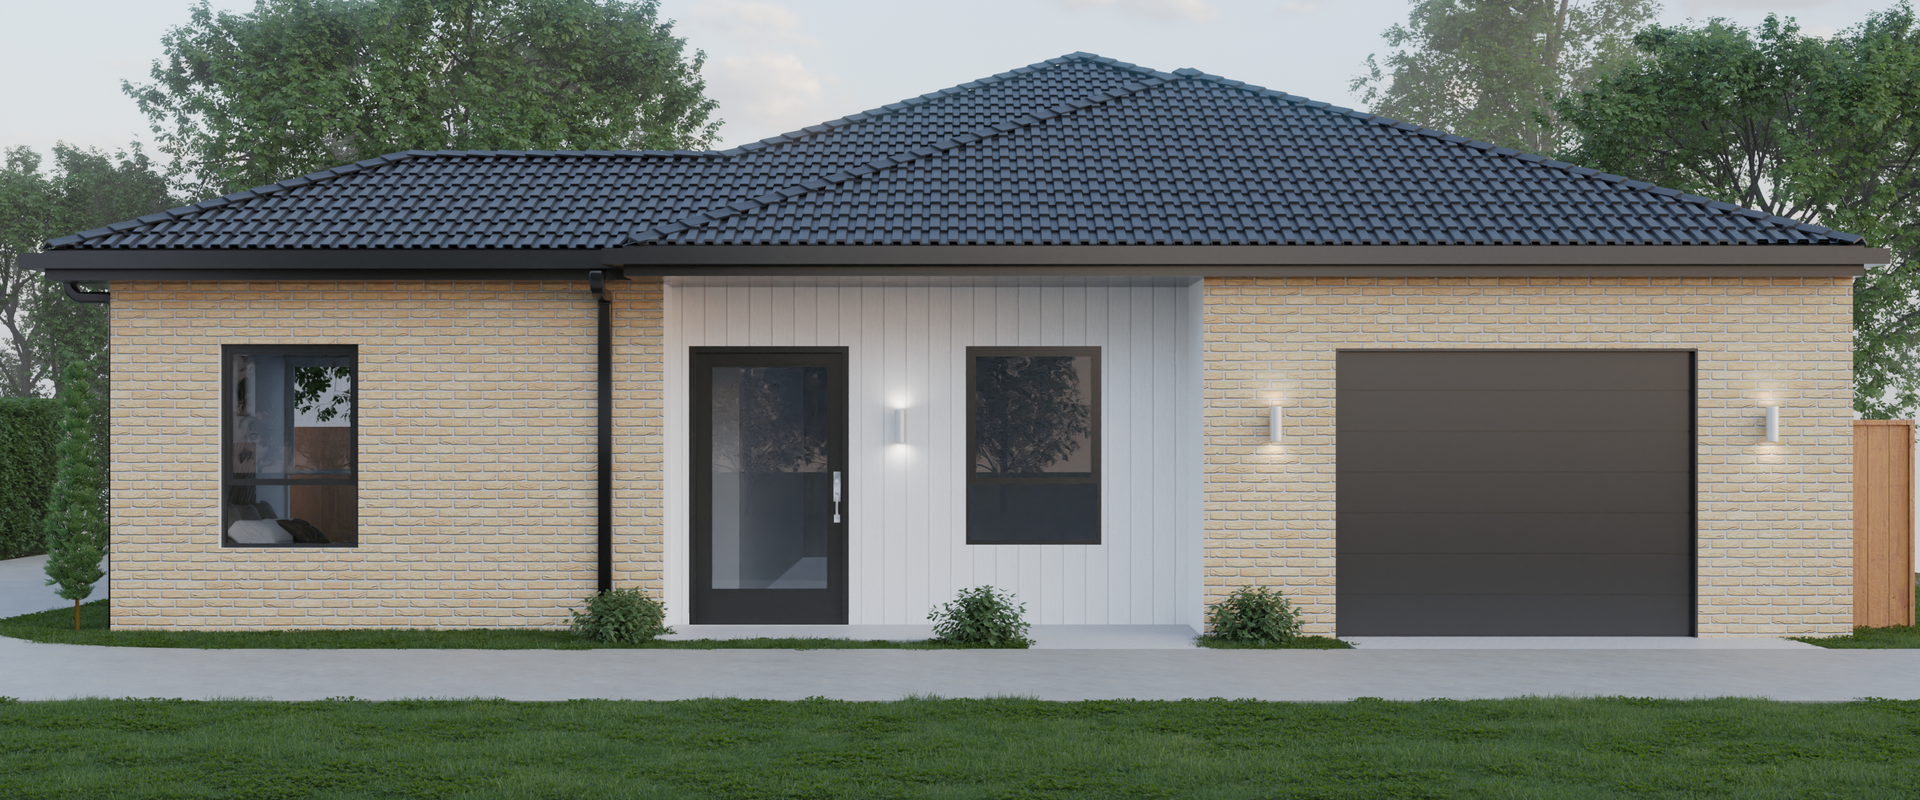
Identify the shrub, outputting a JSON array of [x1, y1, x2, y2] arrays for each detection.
[[42, 363, 110, 631], [929, 585, 1033, 648], [1204, 586, 1302, 645], [568, 588, 670, 644], [0, 398, 60, 559]]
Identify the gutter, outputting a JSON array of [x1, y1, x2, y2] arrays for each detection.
[[590, 270, 612, 594], [63, 282, 110, 304]]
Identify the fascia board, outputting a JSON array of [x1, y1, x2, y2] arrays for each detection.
[[601, 244, 1888, 270]]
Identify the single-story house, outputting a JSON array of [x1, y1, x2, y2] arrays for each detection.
[[27, 53, 1887, 637]]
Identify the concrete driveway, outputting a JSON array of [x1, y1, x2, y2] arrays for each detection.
[[7, 555, 1912, 703], [4, 634, 1914, 703]]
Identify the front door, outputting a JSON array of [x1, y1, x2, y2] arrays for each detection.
[[690, 348, 849, 624]]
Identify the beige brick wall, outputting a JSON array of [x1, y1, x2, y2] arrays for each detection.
[[108, 278, 664, 630], [1203, 276, 1857, 637]]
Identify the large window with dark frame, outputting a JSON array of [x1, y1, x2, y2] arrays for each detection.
[[222, 346, 358, 547], [966, 347, 1100, 544]]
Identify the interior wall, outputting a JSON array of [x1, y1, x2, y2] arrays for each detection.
[[662, 276, 1204, 626]]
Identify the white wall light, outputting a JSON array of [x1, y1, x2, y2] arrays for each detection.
[[1765, 405, 1780, 443], [891, 407, 908, 445], [1268, 404, 1283, 444]]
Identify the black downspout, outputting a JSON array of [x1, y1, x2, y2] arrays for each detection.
[[590, 271, 612, 594]]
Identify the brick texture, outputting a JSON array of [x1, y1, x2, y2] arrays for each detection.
[[1202, 276, 1857, 637], [107, 279, 664, 629]]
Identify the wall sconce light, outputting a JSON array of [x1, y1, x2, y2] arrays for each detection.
[[1765, 405, 1780, 443], [1268, 404, 1282, 444], [891, 408, 908, 445]]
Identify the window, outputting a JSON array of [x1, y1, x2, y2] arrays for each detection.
[[966, 347, 1100, 544], [222, 346, 357, 547]]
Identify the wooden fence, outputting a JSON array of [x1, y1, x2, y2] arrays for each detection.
[[1853, 420, 1917, 628]]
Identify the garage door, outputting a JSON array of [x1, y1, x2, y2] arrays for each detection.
[[1337, 351, 1693, 636]]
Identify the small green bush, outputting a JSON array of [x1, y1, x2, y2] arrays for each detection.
[[929, 585, 1033, 648], [568, 588, 670, 644], [1204, 586, 1303, 645]]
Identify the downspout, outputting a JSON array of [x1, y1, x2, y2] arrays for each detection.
[[64, 283, 110, 304], [590, 271, 612, 594]]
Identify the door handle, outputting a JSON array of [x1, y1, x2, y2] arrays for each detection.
[[832, 471, 842, 523]]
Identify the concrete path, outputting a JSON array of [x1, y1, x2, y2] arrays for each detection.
[[664, 624, 1203, 649], [4, 634, 1914, 702], [0, 555, 107, 619]]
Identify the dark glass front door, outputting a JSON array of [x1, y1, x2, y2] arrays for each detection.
[[690, 349, 849, 624]]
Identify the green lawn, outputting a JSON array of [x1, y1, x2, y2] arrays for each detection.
[[1792, 595, 1920, 649], [0, 601, 995, 650], [1, 697, 1915, 799]]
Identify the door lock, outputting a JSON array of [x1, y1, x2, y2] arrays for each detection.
[[832, 471, 842, 523]]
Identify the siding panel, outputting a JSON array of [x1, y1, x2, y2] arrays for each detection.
[[667, 277, 1197, 625]]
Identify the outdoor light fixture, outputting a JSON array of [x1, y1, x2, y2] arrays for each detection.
[[1268, 404, 1282, 444], [891, 408, 908, 445], [1765, 405, 1781, 443]]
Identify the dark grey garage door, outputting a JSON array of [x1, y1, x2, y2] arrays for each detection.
[[1336, 351, 1693, 636]]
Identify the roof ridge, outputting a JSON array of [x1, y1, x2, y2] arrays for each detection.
[[628, 63, 1174, 244], [1159, 69, 1859, 244], [711, 52, 1176, 157], [45, 149, 726, 249]]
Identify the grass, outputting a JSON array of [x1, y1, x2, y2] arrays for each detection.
[[1791, 593, 1920, 649], [1194, 634, 1352, 649], [0, 601, 997, 650], [1, 696, 1916, 798]]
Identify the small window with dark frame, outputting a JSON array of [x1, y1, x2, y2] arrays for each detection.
[[966, 347, 1100, 544], [223, 346, 357, 547]]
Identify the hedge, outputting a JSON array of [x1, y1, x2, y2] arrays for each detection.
[[0, 398, 60, 559]]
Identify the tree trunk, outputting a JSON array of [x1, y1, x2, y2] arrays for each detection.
[[73, 598, 80, 631]]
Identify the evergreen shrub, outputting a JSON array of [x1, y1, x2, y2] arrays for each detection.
[[0, 398, 60, 559], [929, 585, 1033, 648], [1204, 586, 1303, 645], [568, 588, 670, 643]]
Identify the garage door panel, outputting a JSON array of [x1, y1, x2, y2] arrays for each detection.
[[1339, 472, 1690, 514], [1337, 594, 1694, 636], [1339, 553, 1692, 596], [1336, 350, 1693, 637], [1339, 390, 1691, 433], [1337, 513, 1692, 554], [1340, 431, 1688, 473], [1337, 351, 1692, 392]]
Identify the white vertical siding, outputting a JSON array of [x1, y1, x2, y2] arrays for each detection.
[[661, 276, 1203, 625]]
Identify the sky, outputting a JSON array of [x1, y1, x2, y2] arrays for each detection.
[[0, 0, 1897, 160]]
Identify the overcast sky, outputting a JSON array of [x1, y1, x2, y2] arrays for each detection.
[[0, 0, 1895, 164]]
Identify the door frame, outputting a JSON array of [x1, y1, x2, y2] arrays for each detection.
[[688, 346, 850, 624]]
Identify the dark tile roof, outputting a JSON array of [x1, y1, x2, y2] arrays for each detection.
[[47, 53, 1860, 250]]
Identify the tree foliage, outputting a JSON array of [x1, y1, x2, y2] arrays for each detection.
[[0, 144, 172, 400], [1556, 6, 1920, 417], [44, 361, 109, 631], [127, 0, 721, 196], [1352, 0, 1661, 153], [972, 356, 1091, 476]]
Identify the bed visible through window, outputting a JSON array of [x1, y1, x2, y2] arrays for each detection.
[[222, 345, 357, 547]]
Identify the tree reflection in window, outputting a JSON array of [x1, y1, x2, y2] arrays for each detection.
[[295, 365, 352, 423], [712, 366, 829, 475], [973, 355, 1092, 477]]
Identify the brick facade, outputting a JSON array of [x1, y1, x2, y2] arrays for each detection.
[[109, 274, 1854, 635], [107, 279, 664, 630], [1201, 276, 1857, 637]]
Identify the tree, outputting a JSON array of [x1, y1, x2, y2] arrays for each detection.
[[1555, 6, 1920, 417], [43, 360, 109, 631], [0, 144, 173, 400], [1352, 0, 1661, 153], [127, 0, 722, 197], [973, 356, 1091, 475]]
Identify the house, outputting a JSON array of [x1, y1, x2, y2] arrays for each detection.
[[26, 53, 1886, 637]]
